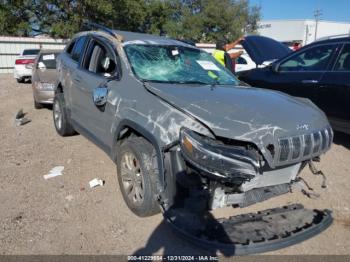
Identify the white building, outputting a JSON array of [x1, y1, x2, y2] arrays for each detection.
[[0, 36, 67, 73], [258, 19, 350, 46]]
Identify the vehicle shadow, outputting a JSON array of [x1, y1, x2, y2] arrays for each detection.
[[333, 131, 350, 150], [133, 184, 236, 258], [132, 219, 212, 256], [43, 104, 53, 110]]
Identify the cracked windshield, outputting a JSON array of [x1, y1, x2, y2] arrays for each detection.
[[124, 44, 239, 85]]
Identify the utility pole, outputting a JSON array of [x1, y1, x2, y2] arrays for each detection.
[[314, 9, 322, 41]]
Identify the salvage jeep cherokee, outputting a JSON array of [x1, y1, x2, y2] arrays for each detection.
[[53, 24, 333, 254]]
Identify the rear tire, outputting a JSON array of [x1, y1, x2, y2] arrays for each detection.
[[116, 137, 160, 217], [16, 78, 24, 83], [53, 92, 75, 136]]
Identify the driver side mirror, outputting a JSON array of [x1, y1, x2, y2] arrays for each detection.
[[271, 63, 280, 73]]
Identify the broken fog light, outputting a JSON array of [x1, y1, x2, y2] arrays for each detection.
[[179, 128, 260, 180]]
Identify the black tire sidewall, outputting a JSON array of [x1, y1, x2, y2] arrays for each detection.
[[53, 93, 75, 136], [116, 138, 160, 217]]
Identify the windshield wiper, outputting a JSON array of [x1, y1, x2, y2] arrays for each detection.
[[141, 79, 210, 85], [178, 80, 210, 85]]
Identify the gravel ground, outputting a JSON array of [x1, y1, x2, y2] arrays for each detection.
[[0, 74, 350, 256]]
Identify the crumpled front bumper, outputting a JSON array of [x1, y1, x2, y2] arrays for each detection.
[[163, 203, 333, 255]]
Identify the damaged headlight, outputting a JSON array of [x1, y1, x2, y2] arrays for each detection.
[[37, 82, 54, 91], [179, 128, 261, 181]]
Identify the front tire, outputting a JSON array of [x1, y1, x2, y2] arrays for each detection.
[[16, 77, 24, 83], [53, 92, 75, 136], [116, 137, 160, 217]]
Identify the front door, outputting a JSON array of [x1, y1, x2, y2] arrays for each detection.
[[71, 37, 121, 150], [264, 43, 338, 104], [318, 43, 350, 132]]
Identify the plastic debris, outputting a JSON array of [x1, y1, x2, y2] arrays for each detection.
[[43, 166, 64, 180], [89, 178, 104, 188], [14, 109, 31, 126], [65, 195, 74, 201]]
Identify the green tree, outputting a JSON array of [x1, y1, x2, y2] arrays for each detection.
[[163, 0, 261, 42], [0, 0, 260, 41], [0, 0, 33, 36]]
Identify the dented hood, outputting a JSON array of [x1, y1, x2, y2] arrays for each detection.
[[145, 83, 329, 144]]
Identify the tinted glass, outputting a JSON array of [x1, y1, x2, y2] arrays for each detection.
[[85, 41, 117, 77], [280, 44, 335, 72], [124, 44, 239, 85], [71, 36, 87, 62], [334, 44, 350, 71], [66, 41, 75, 54], [38, 52, 59, 69], [23, 49, 40, 55]]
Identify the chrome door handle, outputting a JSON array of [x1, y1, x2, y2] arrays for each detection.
[[302, 79, 319, 84]]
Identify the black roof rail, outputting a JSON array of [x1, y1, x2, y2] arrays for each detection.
[[83, 22, 121, 40]]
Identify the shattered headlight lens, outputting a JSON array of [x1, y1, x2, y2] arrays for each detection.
[[37, 82, 54, 91], [179, 128, 260, 180]]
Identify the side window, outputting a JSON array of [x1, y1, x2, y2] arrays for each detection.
[[71, 36, 87, 62], [84, 40, 118, 78], [237, 56, 247, 65], [66, 41, 75, 55], [279, 44, 335, 72], [38, 53, 58, 69], [334, 44, 350, 71]]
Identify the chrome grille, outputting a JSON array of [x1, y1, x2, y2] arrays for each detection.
[[303, 134, 312, 156], [274, 127, 333, 166], [313, 132, 321, 153], [279, 139, 289, 162], [291, 137, 301, 159], [321, 129, 327, 150]]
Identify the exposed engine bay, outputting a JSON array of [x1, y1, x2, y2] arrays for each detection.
[[159, 127, 332, 255]]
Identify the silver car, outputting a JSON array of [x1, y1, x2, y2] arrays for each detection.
[[31, 49, 61, 109]]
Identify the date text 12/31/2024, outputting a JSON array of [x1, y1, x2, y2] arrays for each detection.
[[128, 255, 218, 261]]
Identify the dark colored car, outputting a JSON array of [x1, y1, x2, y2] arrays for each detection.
[[238, 35, 350, 135]]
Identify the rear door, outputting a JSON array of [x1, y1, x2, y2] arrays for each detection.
[[71, 36, 122, 150], [318, 43, 350, 132], [67, 36, 89, 121], [261, 43, 338, 102]]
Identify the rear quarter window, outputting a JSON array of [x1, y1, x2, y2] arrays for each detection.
[[71, 36, 88, 62], [65, 41, 75, 54]]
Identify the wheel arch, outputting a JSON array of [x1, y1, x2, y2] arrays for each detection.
[[112, 119, 166, 192], [55, 82, 63, 94]]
